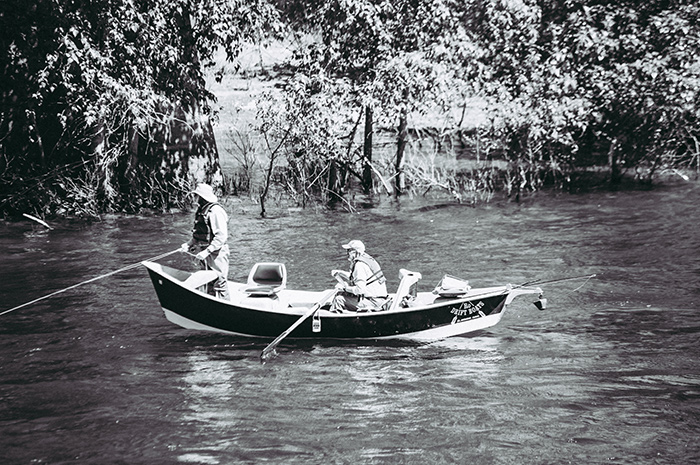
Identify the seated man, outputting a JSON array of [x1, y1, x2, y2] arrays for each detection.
[[330, 240, 388, 312]]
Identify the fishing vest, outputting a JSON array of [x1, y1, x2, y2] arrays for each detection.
[[351, 253, 386, 286], [192, 202, 219, 244]]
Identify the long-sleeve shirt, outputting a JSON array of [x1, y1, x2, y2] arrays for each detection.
[[204, 204, 228, 253]]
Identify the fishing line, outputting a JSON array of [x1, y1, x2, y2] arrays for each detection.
[[562, 273, 597, 295], [573, 274, 596, 291], [1, 248, 181, 317]]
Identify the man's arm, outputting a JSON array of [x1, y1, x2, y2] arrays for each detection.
[[206, 205, 228, 253], [332, 269, 351, 284]]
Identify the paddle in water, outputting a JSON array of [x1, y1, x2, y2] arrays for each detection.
[[260, 289, 338, 363]]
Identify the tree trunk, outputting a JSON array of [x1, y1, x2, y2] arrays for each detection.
[[362, 105, 373, 194], [608, 137, 621, 184], [27, 109, 46, 169], [174, 7, 222, 192], [328, 159, 342, 204], [91, 119, 113, 202], [395, 111, 408, 196]]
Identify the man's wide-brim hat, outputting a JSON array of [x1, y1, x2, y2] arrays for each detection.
[[192, 183, 217, 203], [342, 240, 365, 254]]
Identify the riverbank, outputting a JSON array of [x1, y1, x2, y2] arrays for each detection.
[[204, 46, 699, 213], [203, 45, 500, 208]]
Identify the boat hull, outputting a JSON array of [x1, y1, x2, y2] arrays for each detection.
[[143, 261, 532, 342]]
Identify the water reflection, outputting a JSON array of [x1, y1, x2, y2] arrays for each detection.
[[177, 351, 241, 464]]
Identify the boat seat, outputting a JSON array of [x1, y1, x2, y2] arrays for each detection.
[[386, 269, 422, 311], [182, 270, 219, 290], [244, 262, 287, 297]]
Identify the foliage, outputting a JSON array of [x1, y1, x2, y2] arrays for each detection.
[[255, 71, 353, 210], [0, 0, 278, 218], [3, 0, 699, 218], [461, 0, 700, 187], [273, 0, 463, 195], [248, 0, 700, 203]]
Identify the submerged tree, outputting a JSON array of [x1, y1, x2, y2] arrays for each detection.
[[274, 0, 461, 198]]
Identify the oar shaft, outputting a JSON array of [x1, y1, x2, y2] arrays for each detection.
[[1, 248, 181, 316], [261, 289, 338, 361]]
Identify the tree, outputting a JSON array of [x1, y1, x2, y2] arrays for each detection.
[[0, 0, 278, 217], [276, 0, 460, 198], [565, 1, 700, 183], [255, 71, 352, 210], [457, 0, 700, 187]]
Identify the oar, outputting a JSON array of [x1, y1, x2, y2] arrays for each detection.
[[1, 248, 181, 317], [260, 289, 338, 362]]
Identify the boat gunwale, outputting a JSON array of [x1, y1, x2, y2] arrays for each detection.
[[141, 260, 524, 318]]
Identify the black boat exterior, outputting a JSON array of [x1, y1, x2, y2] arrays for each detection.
[[143, 261, 538, 341]]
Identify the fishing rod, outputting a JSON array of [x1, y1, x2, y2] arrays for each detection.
[[0, 248, 181, 317], [515, 273, 597, 310], [517, 273, 597, 288]]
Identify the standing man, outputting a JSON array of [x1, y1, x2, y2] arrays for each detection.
[[181, 183, 230, 300], [330, 240, 388, 312]]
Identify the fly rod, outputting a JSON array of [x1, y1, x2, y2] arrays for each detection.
[[517, 273, 597, 288], [1, 248, 181, 317]]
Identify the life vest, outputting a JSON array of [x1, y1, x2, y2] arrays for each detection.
[[351, 253, 386, 286], [192, 202, 219, 244]]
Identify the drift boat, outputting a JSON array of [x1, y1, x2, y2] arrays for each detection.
[[142, 260, 544, 341]]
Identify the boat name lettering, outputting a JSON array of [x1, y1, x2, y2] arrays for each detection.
[[450, 301, 484, 316]]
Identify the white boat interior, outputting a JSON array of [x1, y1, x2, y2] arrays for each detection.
[[146, 261, 541, 316]]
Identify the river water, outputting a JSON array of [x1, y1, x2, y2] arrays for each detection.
[[1, 183, 699, 465]]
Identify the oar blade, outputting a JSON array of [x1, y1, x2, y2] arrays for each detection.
[[260, 347, 278, 363], [259, 289, 337, 363]]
